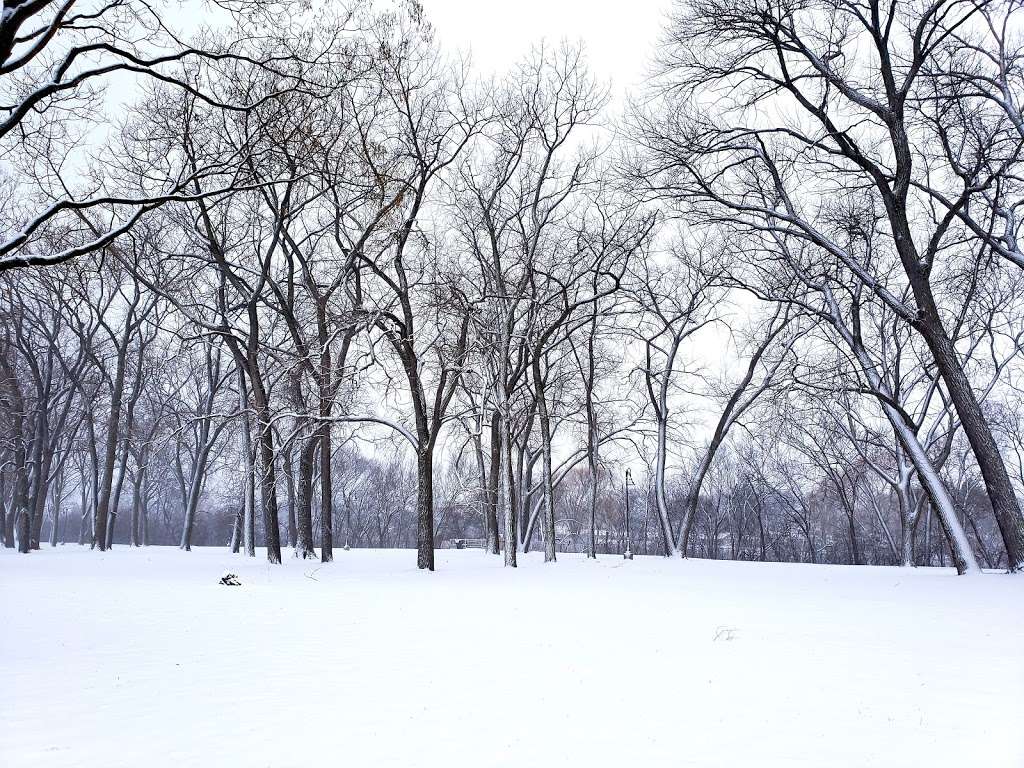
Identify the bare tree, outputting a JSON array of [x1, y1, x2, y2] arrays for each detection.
[[637, 0, 1024, 569]]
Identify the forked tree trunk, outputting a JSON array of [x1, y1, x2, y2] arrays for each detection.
[[895, 460, 921, 568]]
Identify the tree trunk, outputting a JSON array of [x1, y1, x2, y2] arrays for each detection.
[[486, 410, 501, 555], [105, 511, 117, 549], [229, 502, 242, 553], [896, 463, 920, 568], [16, 509, 30, 553], [847, 509, 861, 566], [924, 324, 1024, 569], [130, 467, 144, 547], [890, 200, 1024, 570], [141, 473, 150, 547], [499, 414, 517, 568], [0, 473, 11, 548], [653, 415, 677, 556], [884, 403, 978, 573], [319, 422, 333, 563], [253, 399, 282, 564], [77, 476, 89, 547], [238, 370, 256, 557], [285, 446, 297, 550], [416, 445, 435, 571], [294, 436, 317, 559], [534, 359, 557, 563], [94, 332, 130, 552], [49, 506, 60, 547], [28, 432, 53, 550]]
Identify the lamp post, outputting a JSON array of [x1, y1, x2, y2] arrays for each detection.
[[624, 469, 634, 560]]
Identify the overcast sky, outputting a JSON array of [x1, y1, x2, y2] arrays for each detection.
[[423, 0, 673, 103]]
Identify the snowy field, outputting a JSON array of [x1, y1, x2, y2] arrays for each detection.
[[1, 547, 1022, 768]]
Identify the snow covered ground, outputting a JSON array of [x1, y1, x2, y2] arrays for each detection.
[[1, 547, 1021, 768]]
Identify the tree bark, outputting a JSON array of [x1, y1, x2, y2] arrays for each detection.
[[499, 413, 517, 568], [486, 410, 501, 555], [294, 435, 317, 559], [534, 360, 558, 563], [416, 446, 435, 571], [252, 390, 282, 564], [319, 421, 333, 563]]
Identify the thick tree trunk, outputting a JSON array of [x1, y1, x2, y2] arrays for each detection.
[[28, 434, 53, 550], [900, 519, 915, 568], [653, 416, 677, 556], [294, 436, 317, 559], [16, 509, 30, 553], [416, 446, 435, 571], [253, 398, 282, 564]]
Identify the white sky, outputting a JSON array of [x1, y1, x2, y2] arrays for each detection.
[[423, 0, 673, 103]]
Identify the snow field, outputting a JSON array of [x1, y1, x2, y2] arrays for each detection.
[[1, 547, 1021, 767]]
